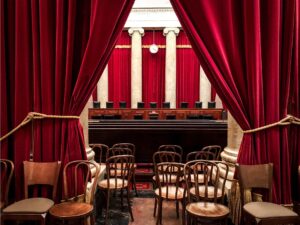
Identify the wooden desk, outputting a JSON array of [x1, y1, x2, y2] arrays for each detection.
[[89, 120, 227, 163], [89, 108, 224, 120]]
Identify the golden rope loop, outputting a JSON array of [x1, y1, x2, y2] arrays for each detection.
[[0, 112, 79, 142], [243, 114, 300, 134]]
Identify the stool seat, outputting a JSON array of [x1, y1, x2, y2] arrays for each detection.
[[244, 202, 298, 219], [3, 198, 54, 214]]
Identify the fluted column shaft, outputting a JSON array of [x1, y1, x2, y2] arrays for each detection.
[[200, 66, 211, 108], [128, 28, 144, 108], [97, 65, 108, 108], [164, 27, 179, 108]]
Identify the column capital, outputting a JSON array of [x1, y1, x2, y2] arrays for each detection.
[[128, 27, 145, 36], [163, 27, 180, 36]]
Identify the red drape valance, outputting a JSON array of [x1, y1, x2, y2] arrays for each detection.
[[171, 0, 299, 204], [1, 0, 134, 200]]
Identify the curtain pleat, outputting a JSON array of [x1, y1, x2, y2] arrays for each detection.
[[171, 0, 299, 203], [0, 0, 134, 200]]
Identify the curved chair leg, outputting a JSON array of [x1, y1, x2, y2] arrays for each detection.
[[176, 200, 180, 218], [153, 197, 157, 217], [132, 170, 139, 197], [127, 187, 134, 221], [181, 200, 186, 225], [121, 188, 124, 209], [105, 189, 111, 225]]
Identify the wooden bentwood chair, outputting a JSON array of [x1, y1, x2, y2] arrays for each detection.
[[112, 143, 138, 196], [0, 159, 14, 211], [98, 154, 135, 225], [49, 160, 100, 225], [184, 160, 230, 225], [152, 151, 183, 221], [237, 163, 300, 225], [1, 161, 61, 225], [154, 162, 186, 225]]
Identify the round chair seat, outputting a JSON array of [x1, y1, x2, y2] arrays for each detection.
[[98, 178, 128, 189], [154, 186, 185, 200], [186, 202, 229, 218], [49, 202, 93, 218], [190, 186, 222, 199]]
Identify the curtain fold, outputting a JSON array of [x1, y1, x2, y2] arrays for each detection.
[[176, 31, 200, 108], [1, 0, 134, 200], [171, 0, 299, 204], [142, 31, 166, 108], [108, 31, 131, 108]]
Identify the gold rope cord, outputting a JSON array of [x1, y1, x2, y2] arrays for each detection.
[[243, 114, 300, 134], [0, 112, 79, 142]]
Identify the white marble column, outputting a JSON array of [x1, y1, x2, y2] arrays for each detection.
[[97, 65, 108, 108], [199, 66, 211, 108], [80, 96, 95, 161], [221, 112, 243, 169], [221, 112, 243, 224], [163, 27, 180, 108], [128, 28, 144, 108]]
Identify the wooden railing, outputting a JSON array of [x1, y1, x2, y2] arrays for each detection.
[[89, 108, 224, 120]]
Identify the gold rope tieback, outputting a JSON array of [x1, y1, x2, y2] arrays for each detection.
[[243, 114, 300, 134], [0, 112, 79, 142]]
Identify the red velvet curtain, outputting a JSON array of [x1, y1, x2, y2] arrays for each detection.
[[171, 0, 299, 203], [142, 31, 166, 108], [108, 31, 131, 108], [291, 4, 300, 202], [176, 31, 200, 108], [1, 0, 134, 200]]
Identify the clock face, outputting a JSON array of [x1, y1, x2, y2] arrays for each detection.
[[149, 44, 159, 54]]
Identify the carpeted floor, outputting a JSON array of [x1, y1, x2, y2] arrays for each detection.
[[95, 187, 235, 225]]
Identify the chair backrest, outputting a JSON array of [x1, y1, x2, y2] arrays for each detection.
[[158, 145, 183, 157], [0, 159, 14, 207], [106, 155, 135, 188], [23, 161, 61, 199], [162, 102, 170, 108], [153, 151, 182, 165], [93, 101, 100, 108], [208, 101, 216, 108], [150, 102, 157, 108], [180, 102, 188, 108], [201, 145, 222, 160], [186, 151, 216, 162], [90, 144, 110, 163], [112, 143, 135, 155], [137, 102, 144, 108], [107, 147, 134, 159], [106, 101, 114, 108], [184, 160, 228, 203], [63, 160, 100, 204], [155, 162, 184, 200], [195, 101, 202, 108], [119, 101, 127, 108], [236, 163, 273, 205]]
